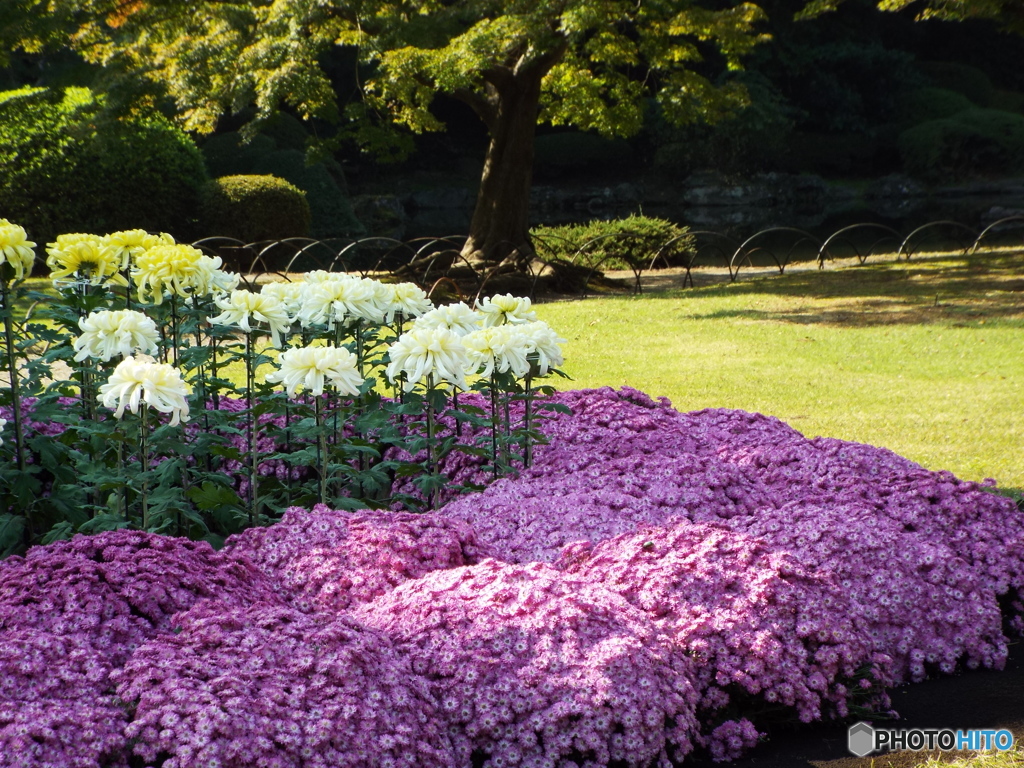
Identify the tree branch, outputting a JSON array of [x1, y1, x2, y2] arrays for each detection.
[[451, 85, 498, 132]]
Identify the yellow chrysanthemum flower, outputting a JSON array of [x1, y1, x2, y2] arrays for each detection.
[[0, 220, 36, 281], [104, 230, 174, 270], [209, 289, 293, 347], [46, 233, 127, 286], [133, 244, 224, 305]]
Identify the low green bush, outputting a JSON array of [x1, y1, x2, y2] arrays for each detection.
[[0, 86, 208, 244], [896, 87, 975, 123], [199, 175, 311, 242], [899, 108, 1024, 181], [920, 62, 996, 108], [532, 215, 694, 270]]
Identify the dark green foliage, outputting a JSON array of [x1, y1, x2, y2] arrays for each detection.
[[533, 132, 635, 179], [898, 108, 1024, 181], [649, 73, 794, 175], [532, 215, 694, 271], [251, 149, 364, 239], [199, 174, 311, 242], [0, 86, 207, 243], [200, 132, 277, 178], [920, 62, 996, 107], [896, 87, 975, 123]]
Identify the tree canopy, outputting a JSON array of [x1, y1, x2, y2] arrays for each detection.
[[3, 0, 770, 265], [797, 0, 1024, 33]]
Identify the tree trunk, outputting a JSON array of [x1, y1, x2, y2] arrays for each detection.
[[461, 74, 542, 271]]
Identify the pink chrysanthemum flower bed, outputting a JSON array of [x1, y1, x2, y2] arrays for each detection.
[[1, 387, 1022, 767]]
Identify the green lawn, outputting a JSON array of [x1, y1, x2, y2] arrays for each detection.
[[535, 249, 1024, 492]]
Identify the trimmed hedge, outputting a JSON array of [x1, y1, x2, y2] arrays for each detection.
[[532, 215, 694, 270], [0, 86, 208, 243], [200, 175, 311, 243], [899, 108, 1024, 181]]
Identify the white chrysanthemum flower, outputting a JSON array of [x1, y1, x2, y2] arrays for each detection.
[[133, 244, 224, 305], [261, 281, 306, 317], [386, 326, 469, 392], [98, 356, 191, 426], [379, 282, 433, 323], [302, 269, 339, 284], [209, 290, 293, 347], [46, 233, 126, 286], [413, 302, 483, 337], [298, 275, 386, 328], [73, 309, 160, 363], [265, 345, 363, 399], [476, 293, 538, 327], [208, 269, 240, 297], [463, 325, 532, 379], [0, 417, 6, 447], [104, 230, 174, 270], [0, 220, 36, 281], [519, 320, 567, 376]]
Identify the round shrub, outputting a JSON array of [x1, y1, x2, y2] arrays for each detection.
[[0, 86, 208, 244], [920, 61, 996, 108], [200, 131, 277, 178], [531, 214, 694, 270], [899, 108, 1024, 181], [896, 87, 975, 123], [199, 174, 311, 242]]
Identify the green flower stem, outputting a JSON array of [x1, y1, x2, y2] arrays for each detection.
[[426, 374, 437, 509], [116, 434, 126, 520], [140, 404, 150, 530], [524, 372, 533, 468], [245, 332, 259, 526], [0, 278, 26, 476], [490, 372, 499, 480], [315, 395, 328, 506]]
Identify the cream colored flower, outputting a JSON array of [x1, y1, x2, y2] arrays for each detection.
[[412, 302, 482, 337], [209, 289, 293, 347], [519, 320, 566, 376], [265, 345, 363, 398], [463, 325, 532, 379], [99, 356, 191, 426], [261, 281, 306, 317], [297, 275, 386, 328], [379, 282, 433, 323], [0, 220, 36, 281], [386, 326, 469, 392], [104, 230, 173, 270], [0, 417, 6, 447], [475, 293, 537, 327], [46, 233, 126, 286], [133, 244, 224, 304], [73, 309, 160, 363]]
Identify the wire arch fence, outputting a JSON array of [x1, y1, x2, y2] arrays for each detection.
[[189, 215, 1024, 302]]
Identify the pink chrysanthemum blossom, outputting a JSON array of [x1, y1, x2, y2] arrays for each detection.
[[115, 601, 456, 768], [223, 504, 493, 612], [354, 559, 701, 768]]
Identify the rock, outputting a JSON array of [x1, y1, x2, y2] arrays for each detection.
[[866, 174, 927, 200], [351, 195, 408, 239], [407, 187, 474, 210]]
